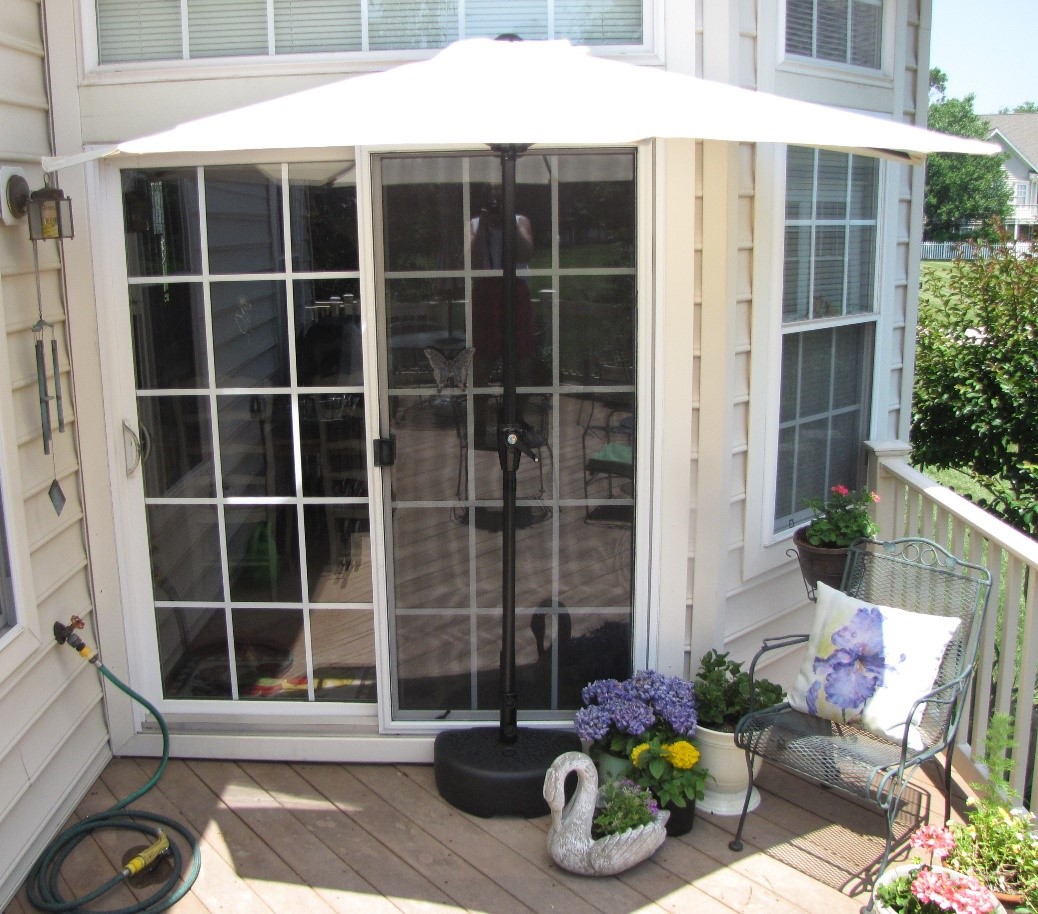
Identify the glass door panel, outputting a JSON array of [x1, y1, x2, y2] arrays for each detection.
[[122, 161, 378, 709], [376, 149, 638, 721]]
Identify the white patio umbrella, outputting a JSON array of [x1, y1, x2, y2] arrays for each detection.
[[45, 36, 997, 818], [44, 37, 994, 171]]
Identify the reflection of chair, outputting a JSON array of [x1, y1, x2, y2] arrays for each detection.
[[582, 399, 633, 524], [455, 394, 552, 502], [315, 395, 366, 576], [730, 538, 992, 911]]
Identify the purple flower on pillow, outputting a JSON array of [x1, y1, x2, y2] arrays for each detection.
[[813, 606, 885, 719]]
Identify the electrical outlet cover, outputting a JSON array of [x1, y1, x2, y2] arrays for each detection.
[[0, 166, 28, 225]]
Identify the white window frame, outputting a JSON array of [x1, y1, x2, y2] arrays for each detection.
[[81, 0, 662, 78], [0, 282, 43, 681], [777, 0, 896, 85], [743, 144, 887, 582]]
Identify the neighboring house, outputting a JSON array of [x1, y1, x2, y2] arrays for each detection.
[[984, 112, 1038, 244], [0, 0, 936, 904]]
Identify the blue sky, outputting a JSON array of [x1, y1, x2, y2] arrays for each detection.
[[930, 0, 1038, 114]]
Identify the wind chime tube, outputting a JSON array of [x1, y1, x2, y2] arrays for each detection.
[[51, 337, 64, 432], [35, 338, 51, 455]]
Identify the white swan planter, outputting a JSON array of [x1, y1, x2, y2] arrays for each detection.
[[542, 751, 669, 876]]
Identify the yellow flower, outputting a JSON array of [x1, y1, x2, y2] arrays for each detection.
[[662, 740, 700, 770], [630, 743, 650, 766]]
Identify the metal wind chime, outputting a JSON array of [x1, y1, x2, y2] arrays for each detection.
[[27, 186, 74, 515]]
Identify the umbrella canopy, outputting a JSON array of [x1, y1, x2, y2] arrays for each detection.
[[44, 37, 996, 172]]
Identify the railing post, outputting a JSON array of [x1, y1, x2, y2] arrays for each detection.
[[865, 441, 911, 539]]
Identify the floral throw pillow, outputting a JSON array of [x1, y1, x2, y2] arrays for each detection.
[[788, 583, 961, 750]]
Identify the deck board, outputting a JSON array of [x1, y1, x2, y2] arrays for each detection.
[[12, 756, 969, 914]]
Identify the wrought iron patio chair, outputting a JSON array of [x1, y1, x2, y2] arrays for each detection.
[[729, 537, 992, 913]]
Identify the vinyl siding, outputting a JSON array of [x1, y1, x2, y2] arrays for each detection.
[[0, 0, 110, 907]]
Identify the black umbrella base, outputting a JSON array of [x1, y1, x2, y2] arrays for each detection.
[[434, 726, 580, 817]]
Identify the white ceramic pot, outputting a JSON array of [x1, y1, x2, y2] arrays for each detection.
[[695, 724, 762, 816]]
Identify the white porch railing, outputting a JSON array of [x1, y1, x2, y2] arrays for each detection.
[[1013, 203, 1038, 224], [868, 442, 1038, 803]]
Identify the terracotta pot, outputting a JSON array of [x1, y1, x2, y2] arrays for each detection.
[[792, 527, 848, 594]]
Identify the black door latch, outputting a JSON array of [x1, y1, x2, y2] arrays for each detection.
[[372, 436, 396, 467]]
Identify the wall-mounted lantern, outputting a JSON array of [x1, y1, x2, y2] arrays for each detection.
[[27, 186, 75, 241]]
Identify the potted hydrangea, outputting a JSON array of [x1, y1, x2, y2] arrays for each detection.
[[574, 670, 708, 836], [793, 484, 880, 594]]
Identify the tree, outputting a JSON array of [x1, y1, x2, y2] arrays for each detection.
[[1000, 102, 1038, 114], [912, 240, 1038, 534], [925, 69, 1011, 241]]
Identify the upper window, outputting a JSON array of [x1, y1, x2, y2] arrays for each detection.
[[96, 0, 644, 64], [785, 0, 882, 70], [775, 147, 879, 533]]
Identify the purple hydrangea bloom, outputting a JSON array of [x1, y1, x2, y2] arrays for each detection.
[[575, 670, 699, 744], [574, 704, 613, 742]]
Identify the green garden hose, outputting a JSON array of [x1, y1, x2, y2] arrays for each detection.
[[27, 618, 201, 913]]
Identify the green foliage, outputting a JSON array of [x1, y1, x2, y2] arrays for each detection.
[[1000, 102, 1038, 114], [875, 871, 921, 913], [592, 779, 658, 838], [944, 714, 1038, 911], [629, 737, 709, 808], [802, 484, 880, 548], [694, 650, 785, 731], [925, 85, 1011, 241], [911, 241, 1038, 535]]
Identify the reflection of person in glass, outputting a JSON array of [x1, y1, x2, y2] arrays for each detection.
[[470, 184, 535, 394]]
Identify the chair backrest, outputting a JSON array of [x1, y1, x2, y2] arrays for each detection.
[[841, 537, 992, 749]]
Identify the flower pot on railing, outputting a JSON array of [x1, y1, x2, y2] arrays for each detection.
[[791, 526, 848, 597]]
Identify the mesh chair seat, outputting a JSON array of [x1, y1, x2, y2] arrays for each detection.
[[737, 704, 909, 802]]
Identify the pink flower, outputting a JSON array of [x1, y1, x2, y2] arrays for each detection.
[[911, 824, 956, 862], [831, 484, 850, 496], [910, 868, 999, 914], [870, 491, 881, 503]]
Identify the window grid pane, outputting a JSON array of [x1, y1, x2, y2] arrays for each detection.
[[98, 0, 645, 62], [784, 0, 882, 70], [783, 149, 878, 326], [776, 145, 879, 534]]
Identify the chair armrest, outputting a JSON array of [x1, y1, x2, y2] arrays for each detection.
[[900, 664, 975, 757], [745, 634, 808, 714]]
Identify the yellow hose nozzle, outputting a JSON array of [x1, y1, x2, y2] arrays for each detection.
[[122, 831, 170, 877]]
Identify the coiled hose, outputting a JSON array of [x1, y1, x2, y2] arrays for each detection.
[[27, 620, 201, 913]]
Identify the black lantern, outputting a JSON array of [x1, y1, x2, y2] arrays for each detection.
[[27, 186, 74, 240]]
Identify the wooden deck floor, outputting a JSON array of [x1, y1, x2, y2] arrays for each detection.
[[9, 755, 971, 914]]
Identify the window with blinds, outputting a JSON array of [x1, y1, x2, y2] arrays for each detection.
[[785, 0, 882, 69], [775, 147, 879, 533], [95, 0, 644, 63]]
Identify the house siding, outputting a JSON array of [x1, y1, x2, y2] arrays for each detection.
[[687, 0, 930, 682], [0, 0, 110, 907]]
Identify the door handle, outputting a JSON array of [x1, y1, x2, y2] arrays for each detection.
[[123, 421, 142, 476]]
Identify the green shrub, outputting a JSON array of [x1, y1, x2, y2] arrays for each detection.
[[912, 238, 1038, 535]]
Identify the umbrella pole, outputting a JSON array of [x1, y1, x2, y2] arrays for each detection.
[[432, 144, 579, 818], [497, 143, 520, 744]]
